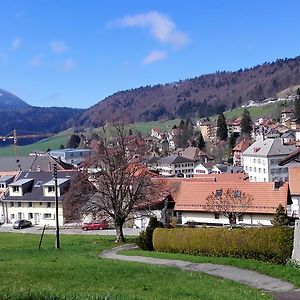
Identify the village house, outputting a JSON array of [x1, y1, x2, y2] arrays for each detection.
[[49, 148, 91, 166], [288, 166, 300, 219], [232, 139, 252, 166], [198, 121, 217, 141], [242, 137, 297, 182], [1, 171, 75, 226], [174, 180, 289, 226]]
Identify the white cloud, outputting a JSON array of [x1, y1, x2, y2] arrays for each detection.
[[63, 58, 75, 71], [29, 55, 43, 67], [113, 11, 189, 48], [143, 50, 167, 64], [12, 38, 21, 50], [50, 40, 68, 54]]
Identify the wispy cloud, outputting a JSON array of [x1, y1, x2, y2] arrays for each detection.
[[143, 50, 167, 64], [0, 52, 8, 64], [29, 55, 43, 67], [63, 58, 75, 71], [50, 40, 68, 54], [15, 10, 25, 18], [112, 11, 190, 48], [11, 38, 22, 50]]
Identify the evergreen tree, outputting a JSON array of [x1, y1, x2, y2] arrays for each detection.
[[271, 204, 289, 226], [241, 109, 252, 136], [59, 144, 65, 149], [294, 96, 300, 124], [197, 132, 206, 150], [228, 133, 236, 150], [216, 113, 228, 141], [179, 119, 185, 129], [128, 128, 133, 136], [66, 134, 81, 149]]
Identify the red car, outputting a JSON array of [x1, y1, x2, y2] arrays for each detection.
[[81, 220, 109, 231]]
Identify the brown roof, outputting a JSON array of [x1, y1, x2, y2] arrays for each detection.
[[289, 166, 300, 195], [174, 181, 288, 214], [194, 173, 248, 182], [232, 139, 252, 152]]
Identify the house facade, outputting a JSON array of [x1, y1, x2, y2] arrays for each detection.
[[49, 148, 91, 166], [242, 138, 297, 182], [174, 181, 289, 226], [1, 171, 75, 226], [288, 166, 300, 219]]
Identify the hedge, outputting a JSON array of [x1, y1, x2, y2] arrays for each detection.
[[153, 227, 294, 264]]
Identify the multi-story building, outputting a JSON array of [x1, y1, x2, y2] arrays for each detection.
[[153, 154, 195, 178], [1, 171, 75, 226], [242, 138, 297, 182], [49, 148, 91, 166]]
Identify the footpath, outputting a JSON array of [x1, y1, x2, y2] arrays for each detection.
[[100, 244, 300, 300]]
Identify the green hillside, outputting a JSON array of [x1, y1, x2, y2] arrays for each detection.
[[0, 129, 74, 157], [0, 120, 181, 157]]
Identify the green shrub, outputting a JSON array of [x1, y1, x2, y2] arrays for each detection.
[[137, 217, 164, 251], [153, 227, 294, 264]]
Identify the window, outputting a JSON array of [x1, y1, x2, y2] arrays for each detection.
[[0, 183, 5, 188], [10, 202, 14, 207], [17, 202, 21, 207], [258, 159, 261, 164], [10, 214, 15, 219], [216, 189, 222, 197], [47, 202, 51, 208], [234, 190, 241, 198], [28, 213, 33, 219], [43, 213, 52, 219], [258, 168, 261, 173], [28, 202, 32, 208], [214, 213, 220, 219], [245, 166, 248, 171], [238, 215, 243, 222], [12, 186, 19, 192], [254, 167, 256, 172], [263, 168, 266, 174], [249, 167, 252, 172], [48, 186, 55, 193], [253, 158, 256, 163]]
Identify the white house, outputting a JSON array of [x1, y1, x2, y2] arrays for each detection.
[[242, 138, 297, 182], [49, 148, 91, 166], [1, 171, 75, 226]]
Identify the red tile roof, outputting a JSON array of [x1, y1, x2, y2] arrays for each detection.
[[174, 181, 288, 214], [232, 139, 252, 152], [289, 166, 300, 195]]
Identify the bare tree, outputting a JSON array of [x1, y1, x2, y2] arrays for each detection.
[[65, 125, 163, 243], [205, 188, 253, 225]]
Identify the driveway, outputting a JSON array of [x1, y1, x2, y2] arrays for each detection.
[[0, 224, 142, 236]]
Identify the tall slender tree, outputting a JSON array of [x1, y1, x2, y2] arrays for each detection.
[[216, 113, 228, 141], [241, 109, 252, 137]]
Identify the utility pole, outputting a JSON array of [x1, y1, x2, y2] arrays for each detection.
[[53, 163, 60, 249]]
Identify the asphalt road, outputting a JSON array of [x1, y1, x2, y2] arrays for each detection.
[[0, 224, 142, 236]]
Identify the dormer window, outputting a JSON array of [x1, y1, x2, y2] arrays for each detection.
[[13, 186, 19, 192], [216, 189, 222, 197], [48, 186, 55, 193], [0, 183, 5, 188], [234, 190, 241, 198]]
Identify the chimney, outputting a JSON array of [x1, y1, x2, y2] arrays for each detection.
[[273, 179, 281, 190]]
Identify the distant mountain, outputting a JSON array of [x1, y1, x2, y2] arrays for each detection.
[[0, 89, 30, 110], [0, 106, 84, 136], [78, 55, 300, 127]]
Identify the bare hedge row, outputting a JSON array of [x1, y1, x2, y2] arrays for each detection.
[[153, 227, 294, 264]]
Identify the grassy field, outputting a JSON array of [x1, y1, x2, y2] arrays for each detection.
[[0, 233, 271, 300], [0, 129, 74, 157], [121, 249, 300, 288]]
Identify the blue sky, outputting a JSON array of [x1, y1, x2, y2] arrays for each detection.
[[1, 0, 300, 108]]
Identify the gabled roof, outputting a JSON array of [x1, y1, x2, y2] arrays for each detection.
[[232, 139, 252, 152], [174, 181, 288, 214], [289, 166, 300, 195], [3, 171, 76, 202], [242, 138, 297, 157], [9, 178, 34, 186], [158, 155, 194, 165], [178, 147, 213, 161], [279, 149, 300, 166]]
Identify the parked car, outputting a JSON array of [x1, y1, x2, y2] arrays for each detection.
[[13, 219, 32, 229], [81, 220, 108, 231]]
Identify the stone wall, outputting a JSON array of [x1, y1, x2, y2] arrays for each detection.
[[292, 221, 300, 261]]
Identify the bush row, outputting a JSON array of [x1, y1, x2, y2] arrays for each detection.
[[153, 227, 294, 264]]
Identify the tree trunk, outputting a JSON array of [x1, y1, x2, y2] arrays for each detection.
[[229, 213, 236, 225], [115, 223, 125, 243]]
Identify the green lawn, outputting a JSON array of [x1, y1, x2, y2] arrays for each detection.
[[0, 233, 272, 300], [121, 249, 300, 288]]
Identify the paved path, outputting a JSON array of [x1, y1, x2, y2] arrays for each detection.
[[100, 244, 300, 300]]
